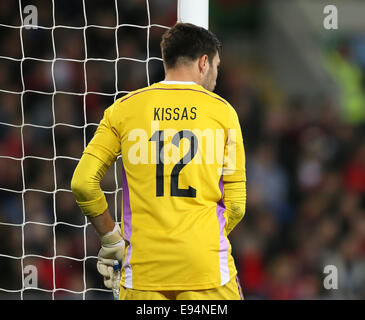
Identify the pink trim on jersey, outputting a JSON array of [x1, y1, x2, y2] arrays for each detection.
[[119, 87, 228, 106], [122, 163, 132, 241], [122, 162, 133, 288], [217, 176, 230, 285], [235, 275, 244, 300]]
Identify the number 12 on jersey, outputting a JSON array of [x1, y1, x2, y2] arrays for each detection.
[[149, 130, 197, 198]]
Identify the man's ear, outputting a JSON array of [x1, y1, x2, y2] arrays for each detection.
[[198, 54, 209, 75]]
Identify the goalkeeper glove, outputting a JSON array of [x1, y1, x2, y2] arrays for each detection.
[[96, 224, 125, 289]]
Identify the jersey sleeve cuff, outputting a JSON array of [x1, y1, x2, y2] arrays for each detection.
[[222, 169, 246, 182], [76, 194, 108, 217]]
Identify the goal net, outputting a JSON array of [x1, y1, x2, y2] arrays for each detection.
[[0, 0, 181, 300]]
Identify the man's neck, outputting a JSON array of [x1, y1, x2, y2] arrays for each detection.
[[164, 68, 200, 85]]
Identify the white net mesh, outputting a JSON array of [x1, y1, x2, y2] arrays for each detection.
[[0, 0, 175, 299]]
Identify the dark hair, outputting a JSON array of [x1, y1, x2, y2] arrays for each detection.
[[160, 22, 222, 69]]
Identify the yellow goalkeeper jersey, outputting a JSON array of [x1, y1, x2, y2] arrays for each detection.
[[83, 81, 246, 290]]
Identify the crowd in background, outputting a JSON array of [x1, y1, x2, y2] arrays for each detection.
[[1, 0, 365, 299]]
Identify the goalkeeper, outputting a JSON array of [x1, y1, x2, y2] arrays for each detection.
[[71, 23, 246, 300]]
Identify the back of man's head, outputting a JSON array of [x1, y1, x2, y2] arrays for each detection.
[[160, 23, 222, 70]]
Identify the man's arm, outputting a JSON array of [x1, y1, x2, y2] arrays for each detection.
[[71, 152, 115, 234], [71, 103, 122, 224], [71, 103, 125, 289], [223, 180, 246, 234], [89, 210, 116, 235], [222, 106, 247, 234]]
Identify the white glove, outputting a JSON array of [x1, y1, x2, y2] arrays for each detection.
[[96, 224, 125, 289]]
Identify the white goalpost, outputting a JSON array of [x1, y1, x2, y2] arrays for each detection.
[[0, 0, 208, 300], [178, 0, 209, 30]]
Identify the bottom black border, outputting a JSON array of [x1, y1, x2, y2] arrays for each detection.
[[0, 300, 355, 319]]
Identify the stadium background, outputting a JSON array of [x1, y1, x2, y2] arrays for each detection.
[[1, 0, 365, 299]]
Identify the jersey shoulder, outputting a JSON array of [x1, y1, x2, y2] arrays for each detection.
[[202, 89, 231, 107], [196, 87, 237, 114], [115, 84, 156, 106], [113, 83, 236, 114]]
